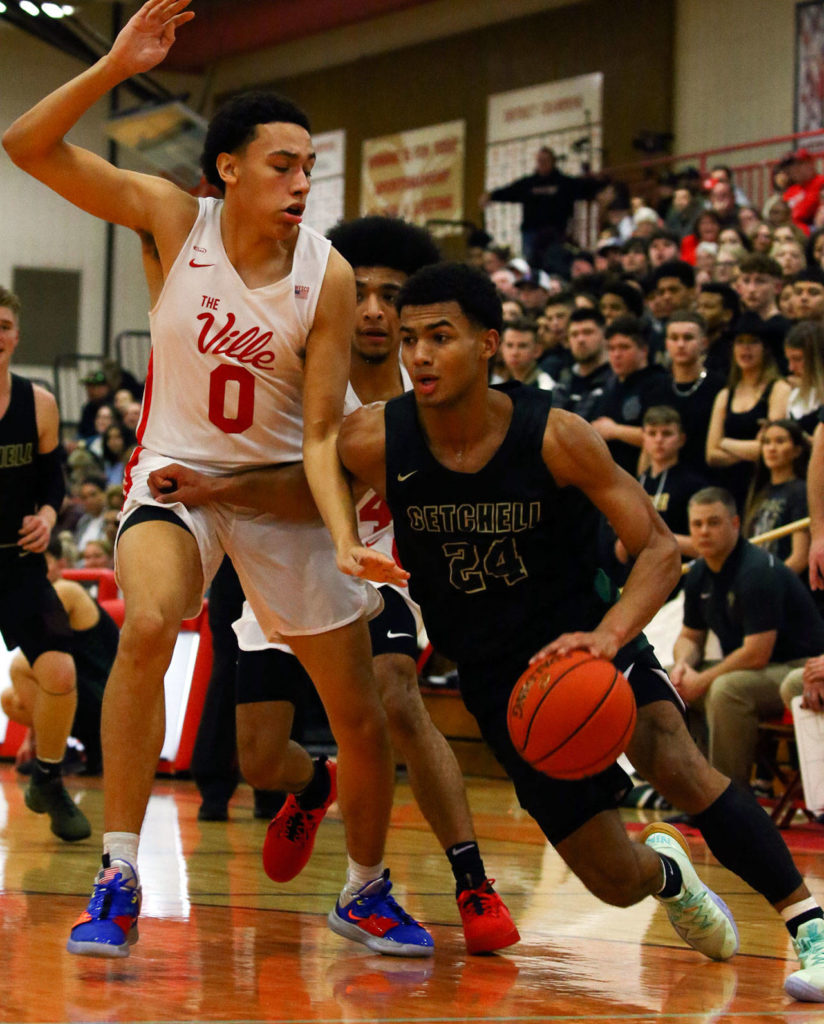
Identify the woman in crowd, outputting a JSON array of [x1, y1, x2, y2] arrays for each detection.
[[784, 320, 824, 439], [99, 423, 135, 487], [706, 314, 791, 511], [681, 209, 722, 265], [742, 418, 810, 576]]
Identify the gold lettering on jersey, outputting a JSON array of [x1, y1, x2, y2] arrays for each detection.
[[196, 311, 277, 369], [0, 442, 33, 469], [407, 501, 541, 533]]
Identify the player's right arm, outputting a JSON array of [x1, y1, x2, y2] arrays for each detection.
[[537, 408, 680, 662], [147, 461, 321, 522], [2, 0, 194, 239], [337, 403, 389, 500]]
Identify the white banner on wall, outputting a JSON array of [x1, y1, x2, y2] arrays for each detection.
[[360, 120, 465, 225], [485, 74, 603, 256], [303, 129, 346, 236]]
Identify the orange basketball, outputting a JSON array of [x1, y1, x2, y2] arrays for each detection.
[[507, 650, 637, 779]]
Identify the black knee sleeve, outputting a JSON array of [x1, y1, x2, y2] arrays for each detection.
[[693, 782, 803, 905]]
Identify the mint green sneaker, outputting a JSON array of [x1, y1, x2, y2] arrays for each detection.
[[785, 918, 824, 1002], [640, 822, 739, 961]]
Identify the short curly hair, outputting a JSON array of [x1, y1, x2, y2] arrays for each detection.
[[396, 262, 503, 334], [327, 216, 440, 277], [200, 91, 311, 192]]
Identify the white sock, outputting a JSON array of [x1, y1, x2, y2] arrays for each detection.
[[339, 858, 384, 905], [103, 831, 140, 875], [781, 897, 821, 923]]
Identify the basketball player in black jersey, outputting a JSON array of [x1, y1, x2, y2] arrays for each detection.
[[0, 286, 90, 841], [3, 537, 119, 778], [337, 261, 824, 1002]]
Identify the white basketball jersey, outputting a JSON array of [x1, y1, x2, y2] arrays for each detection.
[[346, 364, 412, 561], [139, 198, 330, 471]]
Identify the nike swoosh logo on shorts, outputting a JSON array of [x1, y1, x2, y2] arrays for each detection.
[[189, 259, 215, 268], [387, 630, 414, 639], [397, 471, 417, 481]]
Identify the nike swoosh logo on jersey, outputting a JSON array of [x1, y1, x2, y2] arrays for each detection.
[[397, 471, 418, 481], [386, 630, 414, 640], [189, 259, 215, 268]]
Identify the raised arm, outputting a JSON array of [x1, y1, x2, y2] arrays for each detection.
[[2, 0, 195, 241], [537, 408, 680, 661]]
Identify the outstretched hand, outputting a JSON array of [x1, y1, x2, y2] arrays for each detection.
[[109, 0, 194, 77], [338, 545, 410, 587]]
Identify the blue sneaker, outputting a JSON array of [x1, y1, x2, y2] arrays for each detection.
[[328, 870, 434, 957], [66, 859, 142, 958]]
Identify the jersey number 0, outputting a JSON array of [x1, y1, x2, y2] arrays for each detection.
[[208, 364, 254, 434]]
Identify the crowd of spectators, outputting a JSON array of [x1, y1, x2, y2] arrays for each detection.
[[477, 147, 824, 804]]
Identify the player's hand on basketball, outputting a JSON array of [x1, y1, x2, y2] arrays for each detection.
[[148, 463, 212, 506], [17, 513, 51, 553], [109, 0, 194, 77], [531, 628, 621, 665], [339, 545, 410, 586]]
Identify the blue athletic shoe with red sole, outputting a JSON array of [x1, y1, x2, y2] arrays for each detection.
[[328, 870, 434, 957], [66, 858, 142, 958]]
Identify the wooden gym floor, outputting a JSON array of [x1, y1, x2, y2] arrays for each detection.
[[0, 761, 822, 1024]]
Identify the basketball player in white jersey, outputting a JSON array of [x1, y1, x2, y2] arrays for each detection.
[[3, 0, 431, 959], [149, 216, 520, 955]]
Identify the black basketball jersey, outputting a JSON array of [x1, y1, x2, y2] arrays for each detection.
[[385, 383, 643, 667], [74, 602, 120, 701], [0, 374, 39, 547]]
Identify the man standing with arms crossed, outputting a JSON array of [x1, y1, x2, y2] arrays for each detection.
[[4, 0, 430, 959]]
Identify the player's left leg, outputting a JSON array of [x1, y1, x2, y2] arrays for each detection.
[[373, 649, 518, 954], [289, 619, 433, 957], [630, 692, 824, 1002]]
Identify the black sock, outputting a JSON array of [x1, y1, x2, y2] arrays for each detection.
[[446, 841, 486, 895], [657, 854, 683, 898], [33, 758, 61, 784], [296, 755, 330, 811], [787, 907, 824, 939], [693, 782, 803, 905]]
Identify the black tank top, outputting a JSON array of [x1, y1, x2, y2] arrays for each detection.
[[0, 375, 39, 547], [386, 383, 640, 667]]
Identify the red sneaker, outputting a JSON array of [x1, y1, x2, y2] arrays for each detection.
[[262, 759, 338, 883], [457, 879, 520, 955]]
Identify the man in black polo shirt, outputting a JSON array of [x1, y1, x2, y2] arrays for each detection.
[[672, 487, 824, 789]]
